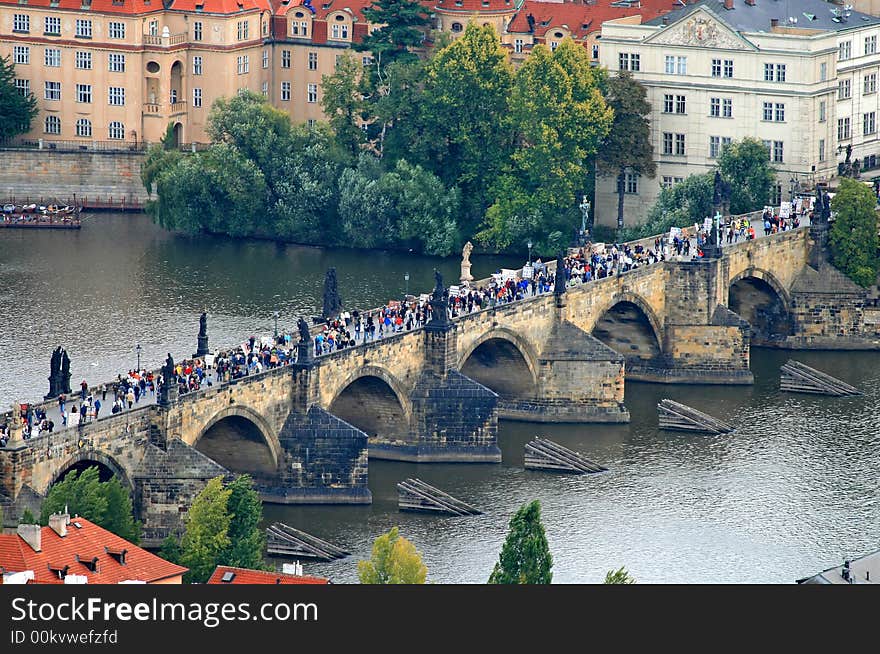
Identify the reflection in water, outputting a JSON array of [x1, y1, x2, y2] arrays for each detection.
[[2, 214, 880, 583]]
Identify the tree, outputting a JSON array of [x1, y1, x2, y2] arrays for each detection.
[[21, 508, 36, 524], [355, 0, 430, 70], [597, 71, 656, 231], [40, 466, 141, 543], [222, 475, 266, 571], [159, 535, 183, 565], [0, 54, 38, 140], [358, 526, 427, 584], [322, 53, 366, 160], [718, 137, 775, 215], [622, 172, 714, 241], [180, 477, 232, 584], [830, 177, 880, 287], [488, 499, 553, 584], [604, 566, 636, 584]]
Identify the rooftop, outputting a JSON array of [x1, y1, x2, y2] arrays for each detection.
[[797, 547, 880, 584], [207, 565, 330, 584], [508, 0, 677, 38]]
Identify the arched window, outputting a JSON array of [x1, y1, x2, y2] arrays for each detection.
[[451, 22, 463, 32], [75, 118, 92, 137], [44, 115, 61, 135], [108, 121, 124, 140], [554, 31, 564, 38]]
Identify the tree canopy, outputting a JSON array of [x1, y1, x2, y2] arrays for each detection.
[[488, 499, 553, 584], [40, 466, 141, 543], [604, 566, 636, 584], [179, 476, 232, 584], [0, 54, 38, 140], [355, 0, 430, 69], [358, 526, 428, 584], [829, 177, 880, 287], [718, 137, 775, 214]]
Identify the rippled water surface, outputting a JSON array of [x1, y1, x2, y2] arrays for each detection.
[[2, 214, 879, 583]]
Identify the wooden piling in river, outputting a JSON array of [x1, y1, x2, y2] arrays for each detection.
[[397, 478, 482, 516], [780, 360, 861, 396], [266, 522, 350, 560], [524, 438, 606, 473], [657, 399, 734, 435]]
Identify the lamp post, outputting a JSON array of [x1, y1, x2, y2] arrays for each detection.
[[273, 311, 279, 339], [136, 343, 141, 372], [404, 272, 410, 299], [527, 241, 533, 265]]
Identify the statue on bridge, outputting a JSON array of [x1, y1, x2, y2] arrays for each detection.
[[426, 269, 452, 330], [554, 252, 567, 298], [460, 241, 474, 285], [297, 317, 311, 343], [45, 347, 63, 400], [195, 310, 209, 357], [60, 348, 71, 394], [322, 267, 344, 321], [158, 353, 175, 406]]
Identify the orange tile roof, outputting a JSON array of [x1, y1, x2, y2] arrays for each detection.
[[433, 0, 515, 12], [277, 0, 375, 20], [0, 517, 187, 584], [208, 565, 330, 584], [0, 0, 270, 15], [507, 0, 675, 39]]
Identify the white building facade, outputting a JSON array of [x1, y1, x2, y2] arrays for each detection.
[[596, 0, 880, 228]]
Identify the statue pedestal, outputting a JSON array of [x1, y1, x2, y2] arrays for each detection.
[[460, 262, 473, 284], [45, 374, 60, 401], [195, 335, 209, 358], [7, 403, 25, 447], [296, 341, 315, 366]]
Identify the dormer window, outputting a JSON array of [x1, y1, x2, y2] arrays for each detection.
[[76, 555, 99, 572], [295, 11, 304, 17], [48, 564, 69, 580], [106, 547, 127, 565], [554, 31, 563, 38]]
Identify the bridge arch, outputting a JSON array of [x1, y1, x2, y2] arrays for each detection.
[[459, 328, 540, 400], [328, 366, 413, 444], [728, 268, 793, 345], [590, 292, 664, 362], [50, 450, 133, 494], [194, 405, 280, 476]]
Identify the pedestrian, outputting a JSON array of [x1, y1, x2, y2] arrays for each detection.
[[94, 398, 101, 419], [58, 393, 65, 415], [80, 379, 88, 401], [101, 384, 107, 401], [126, 387, 135, 409]]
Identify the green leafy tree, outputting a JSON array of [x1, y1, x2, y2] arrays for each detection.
[[830, 177, 880, 287], [0, 54, 38, 140], [358, 526, 428, 584], [718, 137, 775, 214], [322, 53, 366, 160], [621, 172, 714, 240], [21, 508, 36, 524], [488, 499, 553, 584], [222, 475, 266, 571], [355, 0, 430, 70], [604, 566, 636, 584], [597, 71, 657, 231], [159, 535, 183, 565], [180, 476, 232, 584], [40, 467, 140, 543], [481, 43, 612, 254]]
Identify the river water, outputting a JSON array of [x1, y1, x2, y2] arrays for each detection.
[[2, 213, 878, 584]]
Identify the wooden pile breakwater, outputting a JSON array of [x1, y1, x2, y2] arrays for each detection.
[[524, 437, 607, 474], [266, 522, 350, 560], [780, 360, 861, 396], [657, 399, 734, 435], [397, 478, 482, 516]]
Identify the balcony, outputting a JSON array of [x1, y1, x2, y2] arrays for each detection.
[[144, 103, 160, 115], [170, 101, 186, 115], [142, 101, 186, 116], [143, 33, 188, 47]]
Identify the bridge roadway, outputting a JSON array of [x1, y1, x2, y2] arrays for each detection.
[[3, 210, 792, 445]]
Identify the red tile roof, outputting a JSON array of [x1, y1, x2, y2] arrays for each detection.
[[0, 0, 270, 15], [507, 0, 675, 39], [0, 517, 187, 585], [277, 0, 374, 20], [208, 565, 330, 584], [433, 0, 515, 12]]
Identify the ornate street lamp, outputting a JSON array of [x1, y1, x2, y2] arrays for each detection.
[[404, 272, 410, 298], [136, 343, 141, 371], [527, 241, 533, 265]]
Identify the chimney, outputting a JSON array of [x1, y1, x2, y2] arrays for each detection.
[[17, 524, 42, 552], [770, 18, 779, 28], [724, 0, 733, 9], [48, 513, 69, 538], [662, 17, 669, 26]]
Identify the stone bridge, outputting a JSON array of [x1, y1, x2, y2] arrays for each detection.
[[4, 222, 880, 545]]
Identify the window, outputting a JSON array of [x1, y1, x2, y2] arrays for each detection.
[[722, 137, 731, 150], [193, 87, 202, 108], [549, 41, 559, 52], [44, 81, 61, 101], [712, 60, 734, 79], [108, 121, 124, 140], [722, 99, 732, 118], [867, 35, 877, 56], [451, 22, 463, 32], [282, 50, 291, 68], [308, 118, 316, 128], [592, 44, 599, 59], [308, 52, 317, 70], [76, 83, 91, 103], [262, 49, 269, 69], [764, 63, 786, 82], [261, 81, 268, 96], [45, 48, 60, 67], [14, 79, 30, 97], [108, 53, 125, 73], [677, 56, 687, 75], [307, 83, 317, 103], [13, 46, 29, 65], [772, 141, 783, 163], [664, 94, 674, 113], [662, 132, 673, 155], [663, 94, 685, 114], [676, 95, 686, 114], [108, 87, 125, 106], [193, 56, 202, 75], [775, 103, 785, 122], [237, 55, 249, 74], [624, 171, 639, 194], [838, 117, 851, 140], [763, 102, 784, 121], [819, 100, 826, 122], [75, 19, 92, 39], [514, 39, 523, 54], [149, 20, 158, 36], [619, 53, 639, 71], [331, 24, 342, 39], [109, 21, 125, 39], [362, 56, 373, 67], [237, 20, 249, 41], [675, 133, 685, 156], [75, 118, 91, 138], [292, 21, 308, 36], [193, 21, 203, 41], [839, 78, 852, 100], [665, 55, 675, 74], [44, 115, 61, 135], [839, 40, 852, 61], [724, 59, 734, 78], [75, 51, 92, 70], [819, 138, 825, 162], [44, 16, 60, 36], [335, 54, 342, 67], [865, 111, 876, 135], [13, 14, 29, 33], [820, 62, 827, 82], [709, 136, 721, 158], [281, 81, 291, 101], [711, 58, 721, 77], [866, 73, 877, 95], [661, 176, 684, 190], [771, 183, 782, 206], [710, 97, 720, 117]]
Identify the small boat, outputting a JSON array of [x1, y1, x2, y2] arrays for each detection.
[[2, 204, 14, 213]]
